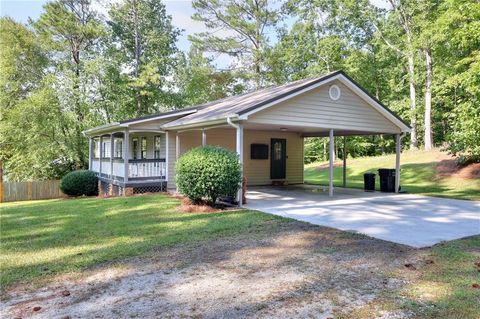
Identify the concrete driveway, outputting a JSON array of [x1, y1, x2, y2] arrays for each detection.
[[245, 186, 480, 247]]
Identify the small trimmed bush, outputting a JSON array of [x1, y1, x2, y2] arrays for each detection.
[[60, 170, 98, 196], [176, 145, 241, 205]]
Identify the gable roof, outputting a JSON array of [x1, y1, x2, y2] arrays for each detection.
[[162, 70, 410, 131], [85, 70, 410, 135]]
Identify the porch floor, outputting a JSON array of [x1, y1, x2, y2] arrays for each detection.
[[245, 185, 480, 247]]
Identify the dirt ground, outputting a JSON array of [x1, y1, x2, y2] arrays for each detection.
[[1, 221, 426, 319]]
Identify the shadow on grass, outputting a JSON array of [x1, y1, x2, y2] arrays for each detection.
[[0, 194, 285, 289]]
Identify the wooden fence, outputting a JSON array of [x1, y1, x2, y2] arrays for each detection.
[[0, 180, 67, 203]]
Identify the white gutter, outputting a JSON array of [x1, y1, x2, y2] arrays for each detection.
[[226, 117, 240, 130]]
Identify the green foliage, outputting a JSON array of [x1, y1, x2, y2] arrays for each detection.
[[60, 170, 98, 196], [108, 0, 180, 115], [191, 0, 281, 87], [176, 146, 241, 205]]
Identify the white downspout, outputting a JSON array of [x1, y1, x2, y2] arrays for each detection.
[[227, 117, 244, 206]]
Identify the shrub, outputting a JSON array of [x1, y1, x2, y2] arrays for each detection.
[[176, 145, 242, 205], [60, 170, 98, 196]]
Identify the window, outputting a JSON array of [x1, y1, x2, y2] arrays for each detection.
[[154, 136, 162, 159], [274, 141, 282, 160], [329, 84, 341, 100], [141, 137, 147, 159], [114, 138, 123, 158], [250, 144, 268, 159], [94, 139, 100, 158], [132, 138, 138, 160], [103, 140, 110, 158]]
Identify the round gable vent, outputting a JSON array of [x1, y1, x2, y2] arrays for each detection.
[[329, 85, 341, 101]]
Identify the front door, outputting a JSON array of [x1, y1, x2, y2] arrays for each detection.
[[271, 138, 286, 179]]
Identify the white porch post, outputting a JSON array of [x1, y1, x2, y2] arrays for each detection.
[[395, 134, 402, 193], [176, 134, 180, 160], [110, 133, 114, 178], [99, 135, 103, 177], [329, 129, 334, 197], [202, 129, 206, 146], [342, 136, 347, 188], [123, 128, 129, 183], [88, 137, 93, 170], [165, 131, 169, 182], [236, 123, 244, 206]]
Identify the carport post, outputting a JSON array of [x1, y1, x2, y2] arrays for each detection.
[[342, 136, 347, 188], [329, 129, 334, 197], [395, 134, 402, 193], [236, 124, 244, 205], [202, 129, 206, 146]]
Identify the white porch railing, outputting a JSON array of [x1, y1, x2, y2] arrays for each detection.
[[128, 159, 166, 179], [90, 158, 166, 180]]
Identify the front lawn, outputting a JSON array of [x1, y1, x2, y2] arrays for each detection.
[[0, 194, 285, 289], [304, 149, 480, 200], [1, 194, 478, 318]]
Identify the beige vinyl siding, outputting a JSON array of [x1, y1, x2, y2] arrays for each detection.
[[244, 130, 303, 185], [248, 80, 402, 133], [167, 128, 304, 189]]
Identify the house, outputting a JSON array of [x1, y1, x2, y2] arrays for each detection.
[[83, 70, 410, 204]]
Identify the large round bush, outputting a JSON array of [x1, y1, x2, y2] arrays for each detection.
[[176, 146, 241, 205], [60, 170, 98, 196]]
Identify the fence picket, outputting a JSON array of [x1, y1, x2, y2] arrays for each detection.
[[0, 180, 67, 203]]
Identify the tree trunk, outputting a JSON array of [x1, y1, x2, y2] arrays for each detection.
[[407, 53, 418, 149], [424, 47, 433, 151], [132, 0, 142, 115]]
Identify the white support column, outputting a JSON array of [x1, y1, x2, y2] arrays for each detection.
[[88, 137, 93, 170], [202, 129, 206, 146], [236, 123, 244, 206], [176, 134, 180, 160], [342, 136, 347, 188], [110, 133, 114, 178], [99, 135, 103, 177], [165, 131, 169, 182], [395, 133, 402, 193], [123, 128, 129, 183], [329, 129, 334, 197]]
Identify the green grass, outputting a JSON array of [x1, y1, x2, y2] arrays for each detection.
[[304, 149, 480, 200], [0, 194, 286, 289], [402, 236, 480, 319]]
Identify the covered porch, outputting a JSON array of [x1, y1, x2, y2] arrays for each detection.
[[87, 130, 168, 195]]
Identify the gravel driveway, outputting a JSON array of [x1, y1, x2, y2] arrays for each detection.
[[1, 220, 421, 319]]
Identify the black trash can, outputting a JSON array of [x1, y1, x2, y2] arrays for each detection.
[[363, 173, 376, 192], [378, 168, 396, 192]]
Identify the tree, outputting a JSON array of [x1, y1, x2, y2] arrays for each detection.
[[173, 47, 244, 107], [108, 0, 180, 115], [34, 0, 105, 168], [191, 0, 281, 88], [435, 0, 480, 163]]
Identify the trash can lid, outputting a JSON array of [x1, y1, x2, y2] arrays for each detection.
[[364, 172, 376, 176]]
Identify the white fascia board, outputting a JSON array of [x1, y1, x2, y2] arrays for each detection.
[[83, 122, 120, 136], [163, 117, 237, 131], [119, 109, 198, 126], [238, 74, 410, 133]]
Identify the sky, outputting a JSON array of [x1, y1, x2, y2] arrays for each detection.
[[0, 0, 390, 68]]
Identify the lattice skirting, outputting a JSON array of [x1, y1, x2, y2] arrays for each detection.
[[133, 182, 167, 195], [99, 181, 110, 197]]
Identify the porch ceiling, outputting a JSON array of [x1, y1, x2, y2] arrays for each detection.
[[242, 122, 395, 137]]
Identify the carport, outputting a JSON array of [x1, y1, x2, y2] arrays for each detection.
[[245, 186, 480, 247]]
